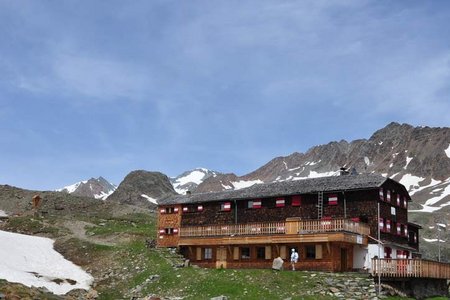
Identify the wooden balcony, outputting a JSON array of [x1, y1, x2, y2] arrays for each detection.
[[371, 258, 450, 279], [180, 218, 369, 237], [178, 219, 369, 246]]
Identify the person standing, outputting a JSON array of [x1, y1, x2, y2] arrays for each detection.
[[290, 248, 299, 270]]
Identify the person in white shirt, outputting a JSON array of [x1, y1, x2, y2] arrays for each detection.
[[290, 248, 299, 270]]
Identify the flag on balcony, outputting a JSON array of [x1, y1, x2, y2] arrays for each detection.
[[291, 195, 301, 206], [276, 198, 285, 207], [328, 194, 338, 205]]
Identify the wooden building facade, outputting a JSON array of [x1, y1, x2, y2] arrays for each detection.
[[157, 174, 420, 272]]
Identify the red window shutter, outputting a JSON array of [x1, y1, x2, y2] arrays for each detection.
[[159, 229, 165, 235], [379, 188, 384, 201], [174, 207, 179, 213], [197, 205, 203, 212], [276, 198, 285, 207], [252, 199, 262, 209], [173, 228, 179, 234], [328, 194, 338, 205], [386, 190, 391, 202], [292, 195, 301, 206], [160, 208, 166, 214]]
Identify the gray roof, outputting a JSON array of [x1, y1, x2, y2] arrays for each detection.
[[160, 174, 405, 205]]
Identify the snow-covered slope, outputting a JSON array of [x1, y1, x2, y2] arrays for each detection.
[[171, 168, 219, 194], [0, 230, 93, 295], [57, 177, 117, 200]]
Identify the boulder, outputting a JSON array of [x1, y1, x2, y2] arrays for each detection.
[[272, 257, 284, 270]]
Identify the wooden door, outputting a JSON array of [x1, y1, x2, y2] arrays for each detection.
[[216, 247, 227, 269]]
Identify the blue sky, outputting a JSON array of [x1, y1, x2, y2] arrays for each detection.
[[1, 1, 449, 190]]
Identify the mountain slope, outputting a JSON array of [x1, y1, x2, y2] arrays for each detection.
[[107, 170, 177, 208], [57, 177, 117, 200]]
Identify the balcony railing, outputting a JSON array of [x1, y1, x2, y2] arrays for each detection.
[[371, 258, 450, 279], [180, 218, 369, 238]]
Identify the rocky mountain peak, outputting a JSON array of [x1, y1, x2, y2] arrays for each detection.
[[107, 170, 177, 208], [58, 176, 116, 200]]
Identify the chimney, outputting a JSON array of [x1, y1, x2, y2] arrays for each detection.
[[340, 167, 349, 176]]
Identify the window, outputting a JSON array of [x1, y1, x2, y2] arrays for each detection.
[[256, 247, 266, 259], [396, 223, 402, 235], [204, 248, 212, 260], [396, 195, 401, 206], [221, 202, 231, 212], [386, 219, 391, 233], [197, 205, 204, 212], [384, 247, 392, 259], [306, 245, 315, 259], [276, 198, 285, 207], [241, 247, 250, 259], [291, 195, 301, 206], [164, 228, 178, 235], [391, 206, 396, 216], [386, 190, 391, 202], [379, 218, 385, 232], [328, 194, 338, 205], [379, 188, 384, 201], [160, 207, 177, 214]]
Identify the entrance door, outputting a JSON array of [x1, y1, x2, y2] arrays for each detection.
[[340, 248, 348, 272], [216, 247, 227, 269]]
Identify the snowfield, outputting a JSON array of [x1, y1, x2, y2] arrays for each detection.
[[0, 230, 93, 295]]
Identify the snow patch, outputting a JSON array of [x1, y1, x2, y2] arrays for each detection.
[[232, 180, 263, 190], [174, 170, 207, 186], [288, 166, 302, 172], [95, 189, 115, 200], [283, 161, 288, 170], [445, 143, 450, 158], [141, 194, 158, 204], [398, 174, 425, 194], [404, 156, 413, 169], [423, 183, 450, 206], [389, 163, 394, 168], [0, 230, 93, 295], [292, 170, 337, 181], [378, 141, 383, 145], [0, 210, 7, 217], [221, 184, 232, 190], [364, 157, 370, 165]]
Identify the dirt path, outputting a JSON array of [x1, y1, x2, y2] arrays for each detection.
[[60, 220, 117, 246]]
